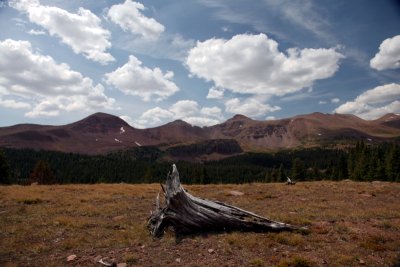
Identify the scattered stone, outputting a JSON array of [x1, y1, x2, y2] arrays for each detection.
[[66, 254, 77, 262], [175, 258, 181, 263], [359, 259, 365, 265], [208, 249, 214, 254], [228, 190, 244, 196], [112, 215, 125, 221]]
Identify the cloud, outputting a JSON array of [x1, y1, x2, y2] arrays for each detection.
[[27, 29, 46, 36], [270, 0, 334, 43], [135, 101, 224, 128], [335, 83, 400, 119], [370, 35, 400, 70], [331, 97, 340, 103], [199, 0, 336, 44], [186, 33, 344, 96], [105, 55, 179, 101], [206, 86, 224, 99], [183, 116, 220, 127], [117, 32, 194, 62], [135, 107, 174, 127], [169, 100, 199, 118], [0, 98, 31, 109], [319, 100, 327, 105], [9, 0, 114, 64], [200, 106, 223, 119], [0, 39, 115, 117], [107, 0, 164, 40], [225, 97, 281, 118]]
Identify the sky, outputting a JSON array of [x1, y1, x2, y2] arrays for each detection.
[[0, 0, 399, 128]]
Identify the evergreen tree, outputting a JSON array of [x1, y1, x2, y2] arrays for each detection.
[[291, 158, 306, 181], [29, 160, 56, 185], [0, 150, 11, 184], [385, 144, 400, 181], [278, 164, 286, 182], [337, 155, 348, 180]]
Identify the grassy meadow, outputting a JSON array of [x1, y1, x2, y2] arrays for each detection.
[[1, 181, 400, 266]]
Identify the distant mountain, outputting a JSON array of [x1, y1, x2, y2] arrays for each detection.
[[0, 112, 399, 156]]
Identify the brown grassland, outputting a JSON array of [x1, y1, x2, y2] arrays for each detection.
[[0, 180, 399, 266]]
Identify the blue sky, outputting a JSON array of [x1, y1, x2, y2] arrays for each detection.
[[0, 0, 399, 127]]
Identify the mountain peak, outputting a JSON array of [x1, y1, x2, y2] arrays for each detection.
[[70, 112, 129, 133], [229, 114, 252, 121], [376, 113, 400, 122]]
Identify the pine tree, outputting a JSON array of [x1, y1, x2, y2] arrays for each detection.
[[385, 144, 400, 181], [291, 158, 306, 181], [0, 150, 11, 184], [278, 164, 286, 182], [29, 160, 56, 185]]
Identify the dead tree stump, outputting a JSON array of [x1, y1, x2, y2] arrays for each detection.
[[148, 164, 304, 238]]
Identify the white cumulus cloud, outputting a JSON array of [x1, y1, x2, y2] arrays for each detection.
[[206, 86, 224, 99], [169, 100, 199, 118], [135, 101, 224, 128], [9, 0, 114, 64], [335, 83, 400, 119], [200, 106, 223, 119], [183, 116, 220, 127], [108, 0, 164, 40], [0, 98, 31, 109], [225, 97, 281, 118], [186, 33, 344, 96], [370, 35, 400, 70], [0, 39, 115, 117], [105, 55, 179, 101]]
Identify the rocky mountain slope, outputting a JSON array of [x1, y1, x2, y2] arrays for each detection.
[[0, 112, 399, 155]]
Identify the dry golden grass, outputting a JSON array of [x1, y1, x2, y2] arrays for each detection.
[[0, 181, 399, 266]]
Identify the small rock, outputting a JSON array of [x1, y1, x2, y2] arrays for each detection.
[[112, 215, 125, 221], [117, 263, 127, 267], [208, 249, 214, 254], [175, 258, 181, 263], [228, 190, 244, 196], [66, 255, 77, 262], [359, 259, 365, 265]]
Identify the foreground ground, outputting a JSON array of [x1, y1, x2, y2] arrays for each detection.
[[1, 180, 399, 266]]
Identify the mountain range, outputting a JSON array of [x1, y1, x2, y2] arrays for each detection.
[[0, 112, 399, 157]]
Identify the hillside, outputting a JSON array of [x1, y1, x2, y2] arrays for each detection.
[[0, 112, 399, 155]]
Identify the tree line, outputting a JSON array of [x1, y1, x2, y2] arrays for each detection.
[[0, 141, 399, 185]]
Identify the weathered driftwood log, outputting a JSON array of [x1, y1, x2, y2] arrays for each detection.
[[148, 164, 302, 238], [286, 176, 296, 185]]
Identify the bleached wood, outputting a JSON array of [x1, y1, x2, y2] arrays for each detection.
[[148, 164, 301, 238]]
